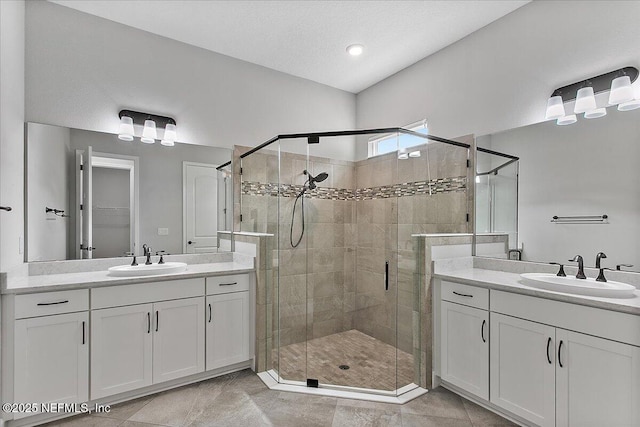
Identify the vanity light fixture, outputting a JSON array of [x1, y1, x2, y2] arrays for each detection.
[[545, 67, 639, 125], [117, 115, 135, 141], [118, 110, 177, 146], [397, 148, 409, 160], [409, 150, 421, 158], [346, 44, 364, 56]]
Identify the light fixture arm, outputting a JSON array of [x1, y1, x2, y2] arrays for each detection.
[[549, 66, 638, 102], [119, 110, 176, 128]]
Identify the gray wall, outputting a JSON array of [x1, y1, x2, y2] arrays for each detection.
[[26, 123, 71, 261], [25, 1, 356, 158]]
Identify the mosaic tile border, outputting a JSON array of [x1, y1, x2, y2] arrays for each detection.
[[242, 176, 466, 200]]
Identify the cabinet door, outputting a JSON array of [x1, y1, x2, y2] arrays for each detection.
[[206, 291, 250, 370], [441, 301, 489, 399], [91, 304, 153, 399], [153, 297, 205, 383], [490, 313, 555, 427], [556, 329, 640, 427], [14, 312, 89, 419]]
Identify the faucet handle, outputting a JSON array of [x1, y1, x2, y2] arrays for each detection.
[[156, 251, 166, 264], [131, 255, 138, 266], [616, 264, 634, 271], [550, 262, 566, 277]]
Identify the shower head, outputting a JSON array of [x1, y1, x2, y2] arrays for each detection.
[[303, 170, 329, 190]]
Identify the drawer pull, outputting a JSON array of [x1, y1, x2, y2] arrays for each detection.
[[36, 300, 69, 306], [452, 291, 473, 298], [481, 319, 486, 343], [547, 337, 552, 364], [147, 312, 151, 334], [219, 282, 238, 286], [208, 303, 212, 322]]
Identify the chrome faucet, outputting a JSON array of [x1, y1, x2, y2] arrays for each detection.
[[595, 252, 607, 269], [143, 244, 152, 265], [569, 255, 586, 279]]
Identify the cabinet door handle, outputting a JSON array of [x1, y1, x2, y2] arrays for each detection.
[[219, 282, 237, 287], [481, 319, 486, 343], [452, 291, 473, 298], [384, 261, 389, 291], [208, 303, 212, 322], [558, 340, 564, 368], [82, 321, 86, 345], [147, 312, 151, 333], [37, 300, 69, 306], [156, 310, 159, 332], [546, 337, 552, 364]]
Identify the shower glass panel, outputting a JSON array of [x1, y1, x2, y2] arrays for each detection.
[[240, 128, 471, 398]]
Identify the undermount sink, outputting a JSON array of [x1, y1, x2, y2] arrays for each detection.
[[108, 262, 187, 277], [520, 273, 636, 299]]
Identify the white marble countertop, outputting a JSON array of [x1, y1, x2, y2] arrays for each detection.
[[434, 268, 640, 316], [2, 261, 255, 295]]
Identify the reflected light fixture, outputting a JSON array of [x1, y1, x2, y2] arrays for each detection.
[[117, 115, 134, 141], [557, 114, 577, 126], [118, 110, 177, 146], [545, 66, 638, 125], [346, 44, 364, 56], [409, 150, 421, 158], [397, 148, 409, 160]]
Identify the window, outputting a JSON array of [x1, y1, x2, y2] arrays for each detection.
[[368, 119, 429, 158]]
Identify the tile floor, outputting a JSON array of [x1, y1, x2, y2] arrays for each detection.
[[42, 369, 517, 427], [274, 330, 415, 390]]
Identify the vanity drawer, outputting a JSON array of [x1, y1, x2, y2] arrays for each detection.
[[92, 278, 205, 309], [206, 274, 250, 295], [441, 281, 489, 310], [15, 289, 89, 319]]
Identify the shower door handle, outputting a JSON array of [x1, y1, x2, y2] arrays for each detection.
[[384, 261, 389, 291]]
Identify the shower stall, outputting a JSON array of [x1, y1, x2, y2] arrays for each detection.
[[239, 128, 471, 399]]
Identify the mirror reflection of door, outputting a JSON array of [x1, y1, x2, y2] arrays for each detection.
[[183, 162, 218, 253], [76, 148, 139, 259]]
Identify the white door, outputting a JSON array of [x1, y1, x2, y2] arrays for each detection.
[[14, 312, 89, 419], [91, 304, 153, 399], [206, 291, 250, 371], [183, 162, 218, 253], [556, 329, 640, 427], [441, 301, 489, 399], [80, 146, 93, 259], [490, 313, 556, 427], [153, 297, 205, 383]]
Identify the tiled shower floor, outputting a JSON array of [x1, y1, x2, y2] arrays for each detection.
[[273, 329, 415, 391]]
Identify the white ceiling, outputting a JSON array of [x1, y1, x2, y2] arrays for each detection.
[[50, 0, 529, 94]]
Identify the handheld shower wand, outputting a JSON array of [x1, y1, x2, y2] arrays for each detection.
[[290, 170, 329, 248]]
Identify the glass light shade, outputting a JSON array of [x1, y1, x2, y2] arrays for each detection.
[[160, 139, 175, 147], [141, 119, 157, 143], [574, 87, 596, 114], [608, 76, 634, 105], [163, 123, 177, 142], [117, 116, 134, 141], [584, 108, 607, 119], [397, 148, 408, 160], [545, 96, 565, 120], [556, 115, 577, 126], [409, 150, 421, 158], [617, 83, 640, 111], [475, 175, 481, 184]]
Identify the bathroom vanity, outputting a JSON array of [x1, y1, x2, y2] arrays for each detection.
[[0, 254, 255, 427], [433, 258, 640, 427]]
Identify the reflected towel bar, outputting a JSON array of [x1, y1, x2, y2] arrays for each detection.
[[551, 214, 608, 224]]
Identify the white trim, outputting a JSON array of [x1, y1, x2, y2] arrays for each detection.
[[91, 152, 140, 255], [258, 370, 428, 404]]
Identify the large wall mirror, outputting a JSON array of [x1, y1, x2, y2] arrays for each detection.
[[26, 122, 233, 262], [475, 107, 640, 272]]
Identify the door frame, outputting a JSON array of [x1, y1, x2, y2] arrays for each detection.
[[182, 161, 219, 253], [92, 152, 140, 256]]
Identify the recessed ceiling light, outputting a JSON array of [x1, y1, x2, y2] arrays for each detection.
[[346, 44, 364, 56]]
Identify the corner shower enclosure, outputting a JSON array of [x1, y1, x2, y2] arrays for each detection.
[[240, 128, 471, 398]]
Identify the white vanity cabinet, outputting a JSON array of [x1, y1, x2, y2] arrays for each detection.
[[436, 280, 640, 427], [440, 282, 489, 400], [205, 274, 251, 371], [11, 290, 89, 420]]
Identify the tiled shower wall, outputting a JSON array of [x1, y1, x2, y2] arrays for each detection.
[[239, 142, 469, 356]]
